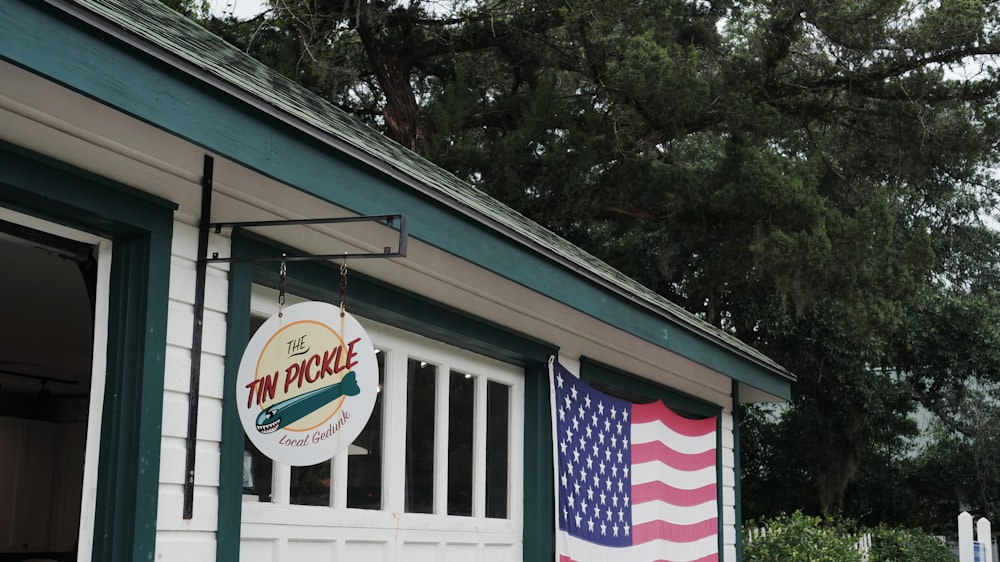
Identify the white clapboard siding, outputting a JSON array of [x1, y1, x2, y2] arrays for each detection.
[[156, 221, 232, 558], [239, 522, 522, 562], [721, 409, 738, 562]]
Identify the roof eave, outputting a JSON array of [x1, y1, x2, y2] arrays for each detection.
[[47, 0, 795, 388]]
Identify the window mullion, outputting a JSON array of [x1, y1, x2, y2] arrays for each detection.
[[472, 374, 487, 518], [510, 381, 525, 523], [384, 349, 408, 512], [331, 448, 347, 508], [434, 364, 450, 514], [273, 463, 291, 505]]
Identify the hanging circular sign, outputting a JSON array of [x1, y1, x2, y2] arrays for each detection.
[[236, 301, 378, 466]]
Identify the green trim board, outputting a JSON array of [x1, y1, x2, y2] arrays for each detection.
[[217, 251, 253, 562], [0, 0, 792, 401], [580, 357, 722, 418], [733, 381, 744, 562], [523, 365, 555, 562], [0, 141, 174, 561], [233, 231, 557, 368]]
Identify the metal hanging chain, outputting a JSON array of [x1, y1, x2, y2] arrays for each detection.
[[339, 254, 348, 319], [278, 253, 287, 319]]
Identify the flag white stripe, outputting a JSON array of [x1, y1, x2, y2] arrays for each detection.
[[632, 462, 717, 490], [559, 529, 719, 562], [632, 420, 717, 455], [633, 499, 720, 527]]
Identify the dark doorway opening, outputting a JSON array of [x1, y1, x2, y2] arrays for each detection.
[[0, 220, 96, 562]]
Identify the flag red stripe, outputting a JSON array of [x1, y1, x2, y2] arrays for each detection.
[[561, 552, 720, 562], [632, 441, 717, 471], [652, 555, 720, 562], [633, 517, 719, 545], [632, 401, 716, 437], [632, 480, 717, 506]]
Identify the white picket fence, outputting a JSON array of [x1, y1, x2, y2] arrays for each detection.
[[856, 533, 872, 561], [958, 512, 995, 562]]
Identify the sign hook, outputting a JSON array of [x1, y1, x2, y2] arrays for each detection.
[[339, 253, 348, 319], [278, 253, 287, 319]]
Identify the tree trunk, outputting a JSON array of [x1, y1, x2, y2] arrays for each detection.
[[356, 5, 430, 155], [815, 402, 864, 513]]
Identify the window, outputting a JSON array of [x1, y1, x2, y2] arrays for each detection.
[[346, 349, 385, 509], [404, 358, 436, 513], [242, 287, 523, 528]]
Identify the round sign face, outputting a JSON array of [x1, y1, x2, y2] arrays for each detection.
[[236, 301, 378, 466]]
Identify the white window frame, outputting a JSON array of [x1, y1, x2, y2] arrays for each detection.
[[242, 285, 524, 552], [0, 207, 111, 562]]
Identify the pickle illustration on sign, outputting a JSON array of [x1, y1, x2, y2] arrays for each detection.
[[237, 301, 378, 466], [255, 371, 360, 433]]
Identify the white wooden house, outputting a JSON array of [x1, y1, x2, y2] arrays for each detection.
[[0, 1, 794, 560]]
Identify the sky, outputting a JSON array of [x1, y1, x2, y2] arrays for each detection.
[[208, 0, 268, 19]]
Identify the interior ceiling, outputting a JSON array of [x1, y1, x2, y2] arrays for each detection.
[[0, 232, 94, 398]]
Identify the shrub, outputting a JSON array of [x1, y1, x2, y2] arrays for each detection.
[[743, 511, 863, 562], [867, 525, 955, 562]]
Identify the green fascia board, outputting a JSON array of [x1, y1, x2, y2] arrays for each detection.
[[0, 141, 174, 560], [235, 231, 558, 368], [579, 357, 721, 418], [1, 0, 792, 400]]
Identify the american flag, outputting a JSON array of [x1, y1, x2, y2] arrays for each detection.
[[550, 359, 719, 562]]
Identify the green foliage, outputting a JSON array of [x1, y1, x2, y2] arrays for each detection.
[[744, 513, 956, 562], [868, 525, 956, 562], [904, 388, 1000, 532], [743, 512, 862, 562]]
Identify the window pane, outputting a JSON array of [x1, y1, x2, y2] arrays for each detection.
[[347, 349, 386, 509], [486, 381, 509, 518], [447, 371, 475, 516], [244, 315, 273, 503], [405, 359, 436, 513], [243, 434, 272, 502], [291, 461, 331, 506]]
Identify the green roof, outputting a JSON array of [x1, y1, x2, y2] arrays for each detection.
[[63, 0, 794, 385]]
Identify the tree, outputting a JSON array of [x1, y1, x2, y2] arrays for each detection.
[[180, 0, 1000, 524]]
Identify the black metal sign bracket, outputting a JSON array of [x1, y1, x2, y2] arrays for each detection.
[[204, 213, 408, 263], [183, 154, 408, 519]]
